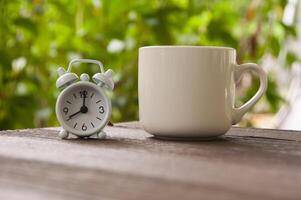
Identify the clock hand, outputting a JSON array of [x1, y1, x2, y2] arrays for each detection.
[[81, 91, 88, 113], [82, 91, 87, 107], [83, 94, 86, 107], [67, 110, 81, 121]]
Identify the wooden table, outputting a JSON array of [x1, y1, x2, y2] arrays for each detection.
[[0, 122, 300, 200]]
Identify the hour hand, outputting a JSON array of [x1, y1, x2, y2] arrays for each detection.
[[67, 110, 81, 121]]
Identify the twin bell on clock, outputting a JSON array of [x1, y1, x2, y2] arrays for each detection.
[[55, 59, 114, 139]]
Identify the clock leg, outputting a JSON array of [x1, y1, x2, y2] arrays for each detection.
[[59, 129, 69, 139], [97, 131, 106, 139]]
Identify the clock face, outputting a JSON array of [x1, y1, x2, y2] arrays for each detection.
[[56, 82, 110, 136]]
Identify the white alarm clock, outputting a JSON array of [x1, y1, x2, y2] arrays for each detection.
[[55, 59, 114, 139]]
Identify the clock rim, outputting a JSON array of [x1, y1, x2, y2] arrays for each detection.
[[56, 81, 111, 137]]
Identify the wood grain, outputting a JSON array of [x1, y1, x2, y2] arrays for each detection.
[[0, 122, 300, 200]]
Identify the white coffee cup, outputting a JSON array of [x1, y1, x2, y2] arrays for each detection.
[[138, 46, 267, 138]]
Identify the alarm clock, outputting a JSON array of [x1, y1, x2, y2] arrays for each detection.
[[55, 59, 114, 139]]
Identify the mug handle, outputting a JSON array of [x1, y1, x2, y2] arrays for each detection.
[[232, 63, 268, 124]]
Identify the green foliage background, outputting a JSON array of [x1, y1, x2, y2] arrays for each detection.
[[0, 0, 297, 129]]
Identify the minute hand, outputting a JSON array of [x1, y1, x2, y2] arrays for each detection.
[[82, 91, 87, 107], [83, 96, 86, 106]]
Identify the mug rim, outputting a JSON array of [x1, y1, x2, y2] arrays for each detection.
[[139, 45, 235, 51]]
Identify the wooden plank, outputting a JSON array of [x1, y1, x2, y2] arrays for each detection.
[[117, 121, 301, 141], [0, 123, 300, 200], [0, 157, 256, 200]]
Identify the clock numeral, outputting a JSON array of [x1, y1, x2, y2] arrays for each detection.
[[80, 90, 88, 98], [82, 123, 87, 131], [63, 107, 68, 115], [99, 106, 104, 114]]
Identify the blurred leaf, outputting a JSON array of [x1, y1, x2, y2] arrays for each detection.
[[14, 17, 38, 34], [285, 51, 299, 68], [265, 77, 286, 113]]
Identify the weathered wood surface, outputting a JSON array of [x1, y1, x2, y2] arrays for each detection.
[[0, 122, 300, 200]]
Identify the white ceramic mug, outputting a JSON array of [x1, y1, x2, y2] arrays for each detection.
[[138, 46, 267, 138]]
